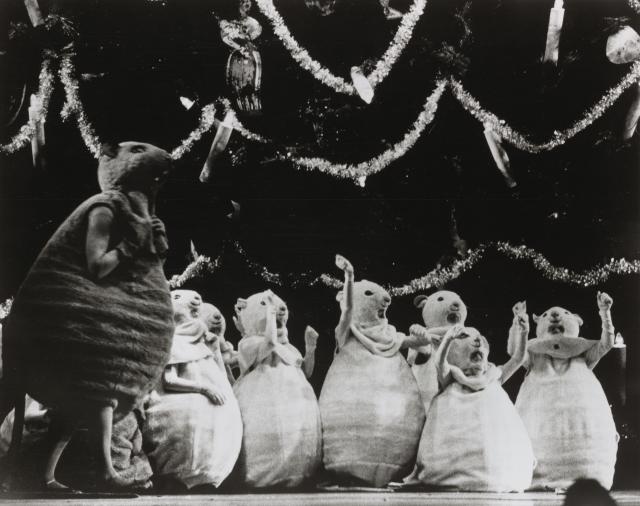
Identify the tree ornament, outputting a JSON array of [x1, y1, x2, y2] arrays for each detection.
[[543, 0, 564, 65], [379, 0, 402, 20], [606, 26, 640, 64], [304, 0, 338, 16], [28, 93, 46, 169], [483, 124, 517, 188], [200, 110, 235, 183], [220, 0, 263, 114], [623, 82, 640, 140], [23, 0, 45, 27], [350, 66, 374, 104]]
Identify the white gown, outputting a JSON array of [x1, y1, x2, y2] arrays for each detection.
[[516, 352, 618, 489], [233, 337, 322, 488], [416, 366, 534, 492], [320, 328, 425, 488]]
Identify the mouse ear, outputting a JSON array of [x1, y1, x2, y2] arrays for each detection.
[[99, 142, 119, 158], [235, 298, 248, 311], [413, 295, 428, 309], [336, 291, 344, 303], [573, 313, 584, 326], [532, 313, 540, 323]]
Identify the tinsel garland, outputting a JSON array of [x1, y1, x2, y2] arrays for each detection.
[[254, 0, 426, 96], [0, 298, 13, 321], [629, 0, 640, 14], [449, 61, 640, 153], [219, 98, 268, 144], [169, 251, 223, 288], [0, 54, 56, 155], [59, 53, 102, 158], [228, 240, 640, 295], [290, 80, 446, 183], [17, 55, 640, 182], [170, 103, 218, 160], [223, 81, 445, 183]]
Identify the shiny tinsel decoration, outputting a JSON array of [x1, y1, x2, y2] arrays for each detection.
[[228, 241, 640, 295], [169, 251, 223, 288], [0, 298, 13, 321], [449, 62, 640, 153], [170, 103, 218, 160], [59, 53, 101, 158], [254, 0, 426, 96], [1, 54, 56, 155]]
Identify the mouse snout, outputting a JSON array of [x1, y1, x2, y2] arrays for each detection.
[[550, 309, 560, 319], [449, 302, 460, 311], [382, 294, 391, 305]]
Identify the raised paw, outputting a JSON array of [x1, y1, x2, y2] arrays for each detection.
[[447, 324, 467, 340], [512, 301, 527, 317], [409, 324, 428, 337], [335, 254, 354, 274], [597, 291, 613, 311], [305, 326, 319, 348]]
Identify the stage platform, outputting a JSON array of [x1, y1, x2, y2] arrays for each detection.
[[1, 491, 640, 506]]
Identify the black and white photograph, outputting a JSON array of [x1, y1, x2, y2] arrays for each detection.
[[0, 0, 639, 504]]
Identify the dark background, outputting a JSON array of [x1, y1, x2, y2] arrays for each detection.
[[0, 0, 639, 488]]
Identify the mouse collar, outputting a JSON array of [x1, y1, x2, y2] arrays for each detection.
[[349, 322, 402, 357], [450, 362, 501, 391], [527, 336, 596, 359]]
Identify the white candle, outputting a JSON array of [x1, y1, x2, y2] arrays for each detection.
[[200, 111, 235, 182], [350, 66, 374, 104], [483, 125, 517, 188], [623, 82, 640, 140], [543, 1, 565, 64], [23, 0, 45, 27]]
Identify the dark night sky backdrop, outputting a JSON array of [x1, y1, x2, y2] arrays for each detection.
[[1, 0, 639, 487]]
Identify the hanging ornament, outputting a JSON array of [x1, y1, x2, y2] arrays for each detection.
[[304, 0, 338, 16], [220, 0, 263, 114], [23, 0, 45, 27], [28, 93, 46, 169], [379, 0, 402, 20], [543, 0, 564, 65], [606, 26, 640, 64], [227, 200, 241, 220], [179, 96, 195, 110], [623, 82, 640, 139], [483, 124, 517, 188], [200, 110, 235, 183], [190, 240, 199, 260], [350, 66, 374, 104]]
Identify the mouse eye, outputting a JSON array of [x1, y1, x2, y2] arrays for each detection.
[[130, 145, 146, 153], [173, 294, 181, 299], [260, 301, 266, 306], [437, 296, 444, 302], [364, 290, 373, 296], [564, 311, 569, 314], [543, 312, 548, 317]]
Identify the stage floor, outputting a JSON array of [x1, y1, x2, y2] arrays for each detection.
[[1, 491, 640, 506]]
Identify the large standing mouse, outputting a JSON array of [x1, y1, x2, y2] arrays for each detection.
[[513, 292, 618, 490], [0, 142, 175, 490], [232, 290, 321, 488], [319, 255, 425, 488], [406, 290, 468, 414]]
